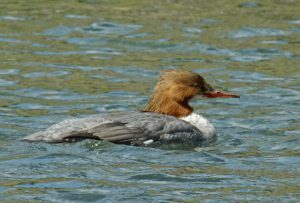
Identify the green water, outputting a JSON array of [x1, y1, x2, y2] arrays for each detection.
[[0, 0, 299, 202]]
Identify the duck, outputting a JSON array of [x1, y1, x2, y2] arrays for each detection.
[[23, 70, 239, 146]]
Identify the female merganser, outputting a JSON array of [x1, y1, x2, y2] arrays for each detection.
[[23, 70, 239, 146]]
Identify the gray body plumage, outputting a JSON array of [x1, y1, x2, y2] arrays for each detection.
[[23, 112, 209, 146]]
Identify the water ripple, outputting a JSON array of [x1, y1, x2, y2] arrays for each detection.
[[0, 16, 26, 21], [229, 27, 288, 38], [80, 22, 142, 35]]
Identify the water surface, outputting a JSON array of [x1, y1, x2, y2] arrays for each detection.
[[0, 0, 299, 202]]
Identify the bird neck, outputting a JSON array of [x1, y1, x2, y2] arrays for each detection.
[[144, 95, 193, 118]]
